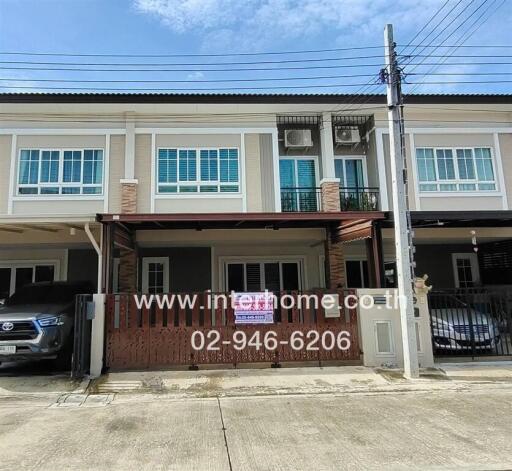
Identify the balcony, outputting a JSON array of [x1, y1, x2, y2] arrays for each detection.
[[281, 187, 322, 212], [280, 187, 379, 212], [339, 187, 379, 211]]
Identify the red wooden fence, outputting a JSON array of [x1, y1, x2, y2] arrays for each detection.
[[105, 290, 360, 370]]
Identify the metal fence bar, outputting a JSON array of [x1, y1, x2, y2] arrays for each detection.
[[429, 288, 512, 358], [280, 187, 322, 212], [71, 294, 93, 379], [339, 187, 379, 211]]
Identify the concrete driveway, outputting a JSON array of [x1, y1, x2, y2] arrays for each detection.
[[1, 387, 512, 470]]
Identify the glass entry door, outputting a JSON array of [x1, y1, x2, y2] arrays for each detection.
[[226, 261, 301, 292], [0, 263, 57, 301], [279, 159, 317, 211]]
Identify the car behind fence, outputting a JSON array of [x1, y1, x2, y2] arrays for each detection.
[[429, 288, 512, 358]]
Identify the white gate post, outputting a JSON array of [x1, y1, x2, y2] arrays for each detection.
[[90, 293, 106, 378]]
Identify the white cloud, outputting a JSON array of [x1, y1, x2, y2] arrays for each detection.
[[133, 0, 447, 50], [187, 71, 205, 79]]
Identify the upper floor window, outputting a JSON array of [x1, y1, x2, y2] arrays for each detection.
[[334, 157, 366, 188], [17, 149, 103, 196], [157, 148, 239, 194], [416, 147, 496, 193]]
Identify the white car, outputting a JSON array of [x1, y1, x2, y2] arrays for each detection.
[[430, 294, 500, 352]]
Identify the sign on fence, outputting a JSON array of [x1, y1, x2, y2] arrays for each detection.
[[234, 292, 274, 324]]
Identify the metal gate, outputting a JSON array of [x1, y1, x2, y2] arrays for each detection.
[[71, 294, 93, 378], [105, 290, 360, 370], [429, 288, 512, 358]]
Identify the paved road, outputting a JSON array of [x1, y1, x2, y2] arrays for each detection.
[[1, 388, 512, 470]]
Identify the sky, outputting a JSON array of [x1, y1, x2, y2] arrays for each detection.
[[0, 0, 511, 95]]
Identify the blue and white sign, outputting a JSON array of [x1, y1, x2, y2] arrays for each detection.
[[233, 292, 274, 324]]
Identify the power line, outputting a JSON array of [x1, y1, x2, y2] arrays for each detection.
[[0, 43, 510, 58], [0, 55, 387, 67], [2, 80, 511, 92], [399, 0, 452, 54], [0, 73, 383, 84], [402, 0, 488, 73], [0, 45, 384, 58], [407, 0, 507, 93], [2, 71, 510, 85], [399, 0, 467, 67], [1, 61, 510, 73]]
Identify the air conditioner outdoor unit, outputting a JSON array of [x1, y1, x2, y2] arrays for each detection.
[[284, 129, 313, 148], [335, 127, 361, 145]]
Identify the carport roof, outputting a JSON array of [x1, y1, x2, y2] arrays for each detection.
[[97, 211, 385, 231], [384, 210, 512, 228]]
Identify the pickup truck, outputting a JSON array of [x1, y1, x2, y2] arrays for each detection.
[[0, 281, 93, 367]]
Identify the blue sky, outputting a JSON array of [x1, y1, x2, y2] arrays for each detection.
[[0, 0, 511, 94]]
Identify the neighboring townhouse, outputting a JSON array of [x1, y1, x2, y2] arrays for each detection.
[[0, 93, 511, 300]]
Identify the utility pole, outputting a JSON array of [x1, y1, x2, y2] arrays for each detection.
[[383, 24, 419, 379]]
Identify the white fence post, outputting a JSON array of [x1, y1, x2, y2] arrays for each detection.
[[90, 293, 106, 378]]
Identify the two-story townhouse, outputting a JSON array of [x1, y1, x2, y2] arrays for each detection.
[[1, 93, 511, 368], [1, 93, 511, 293]]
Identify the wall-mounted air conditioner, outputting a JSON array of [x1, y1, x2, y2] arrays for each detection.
[[334, 127, 361, 145], [284, 129, 313, 148]]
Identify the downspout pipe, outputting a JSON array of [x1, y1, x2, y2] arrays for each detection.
[[85, 223, 102, 294]]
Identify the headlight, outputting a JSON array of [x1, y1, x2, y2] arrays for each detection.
[[37, 316, 64, 327]]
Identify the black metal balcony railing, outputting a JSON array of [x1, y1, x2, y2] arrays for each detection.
[[281, 187, 322, 212], [339, 187, 379, 211]]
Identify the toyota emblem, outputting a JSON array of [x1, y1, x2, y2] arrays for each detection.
[[1, 322, 14, 331]]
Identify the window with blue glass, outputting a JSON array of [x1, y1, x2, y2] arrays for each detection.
[[279, 158, 317, 211], [416, 147, 496, 193], [17, 149, 103, 196], [157, 148, 239, 193]]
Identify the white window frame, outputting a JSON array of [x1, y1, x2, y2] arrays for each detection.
[[222, 257, 305, 292], [0, 260, 60, 297], [416, 146, 498, 194], [333, 155, 369, 188], [156, 146, 241, 196], [142, 257, 170, 293], [16, 148, 105, 198], [451, 253, 480, 288]]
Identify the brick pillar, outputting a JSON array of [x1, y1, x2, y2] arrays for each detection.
[[120, 179, 138, 214], [320, 178, 341, 212], [118, 249, 137, 293], [325, 236, 345, 289]]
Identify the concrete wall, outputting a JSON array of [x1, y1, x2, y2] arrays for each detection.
[[499, 132, 512, 209], [245, 133, 263, 212], [135, 134, 152, 213], [0, 135, 12, 214], [357, 288, 434, 368], [108, 135, 125, 213]]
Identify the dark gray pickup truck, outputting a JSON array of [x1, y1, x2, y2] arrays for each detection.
[[0, 281, 93, 366]]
